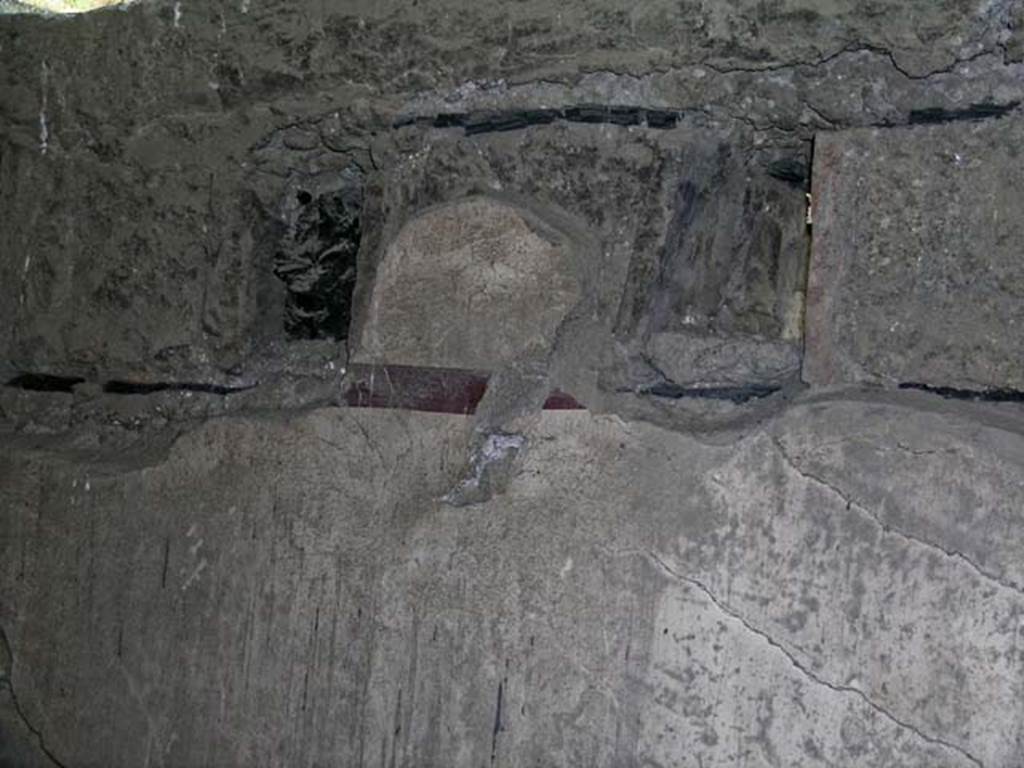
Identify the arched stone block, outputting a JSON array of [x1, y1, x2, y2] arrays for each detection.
[[356, 196, 583, 370]]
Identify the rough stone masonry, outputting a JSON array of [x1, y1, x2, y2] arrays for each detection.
[[1, 1, 1024, 766]]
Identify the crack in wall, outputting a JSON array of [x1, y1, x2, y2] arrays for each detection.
[[646, 552, 986, 768], [770, 435, 1024, 599], [610, 38, 1009, 85], [600, 548, 986, 767], [0, 627, 67, 768], [693, 41, 963, 80]]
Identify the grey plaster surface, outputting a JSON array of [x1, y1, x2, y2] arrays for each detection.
[[2, 398, 1024, 766]]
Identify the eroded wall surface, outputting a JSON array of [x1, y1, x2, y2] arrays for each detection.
[[2, 1, 1024, 766]]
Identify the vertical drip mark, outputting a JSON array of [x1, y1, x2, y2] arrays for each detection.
[[160, 538, 170, 589], [389, 687, 402, 768], [490, 680, 504, 764], [38, 60, 49, 156]]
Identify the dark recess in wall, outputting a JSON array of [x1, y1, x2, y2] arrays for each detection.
[[640, 382, 782, 404], [6, 374, 85, 392], [766, 158, 808, 187], [907, 101, 1020, 125], [104, 380, 257, 396], [898, 382, 1024, 402], [393, 104, 683, 135], [273, 187, 361, 341]]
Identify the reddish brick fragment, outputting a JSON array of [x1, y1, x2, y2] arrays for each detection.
[[343, 364, 585, 414], [343, 364, 489, 414], [542, 390, 586, 410]]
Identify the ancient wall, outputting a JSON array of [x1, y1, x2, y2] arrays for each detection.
[[2, 1, 1024, 766]]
